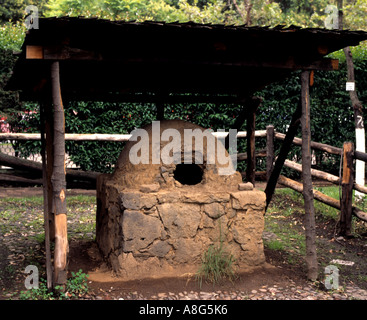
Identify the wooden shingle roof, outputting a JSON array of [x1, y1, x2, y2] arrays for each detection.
[[8, 17, 367, 102]]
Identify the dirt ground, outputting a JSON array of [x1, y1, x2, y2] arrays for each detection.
[[67, 240, 306, 299], [1, 184, 367, 300]]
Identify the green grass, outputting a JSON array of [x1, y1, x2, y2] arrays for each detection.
[[0, 195, 96, 242], [264, 239, 284, 251], [313, 186, 340, 220], [195, 242, 236, 288]]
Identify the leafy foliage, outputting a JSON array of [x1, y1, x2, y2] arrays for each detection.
[[0, 0, 49, 24], [18, 269, 89, 300]]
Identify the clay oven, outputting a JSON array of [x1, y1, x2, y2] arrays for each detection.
[[96, 119, 266, 280]]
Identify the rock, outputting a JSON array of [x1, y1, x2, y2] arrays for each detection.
[[203, 202, 226, 219], [157, 203, 201, 238], [120, 192, 157, 210], [230, 190, 266, 210], [173, 238, 202, 263], [182, 192, 230, 204], [238, 182, 254, 191], [121, 210, 164, 251], [148, 240, 172, 257], [157, 191, 182, 203], [140, 184, 160, 193], [174, 180, 183, 188]]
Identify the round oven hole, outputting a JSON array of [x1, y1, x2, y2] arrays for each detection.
[[173, 163, 203, 185]]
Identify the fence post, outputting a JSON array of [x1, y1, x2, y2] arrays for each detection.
[[266, 125, 274, 182], [340, 141, 354, 237], [300, 70, 318, 281], [246, 103, 258, 186]]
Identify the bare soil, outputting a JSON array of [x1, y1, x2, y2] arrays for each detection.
[[1, 185, 367, 300], [67, 240, 308, 299]]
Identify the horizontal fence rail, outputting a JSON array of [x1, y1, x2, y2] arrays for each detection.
[[2, 127, 367, 226], [0, 130, 268, 142]]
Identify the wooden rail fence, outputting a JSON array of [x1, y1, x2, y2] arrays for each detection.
[[1, 128, 367, 234]]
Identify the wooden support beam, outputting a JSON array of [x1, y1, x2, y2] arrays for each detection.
[[45, 99, 55, 241], [37, 45, 339, 71], [300, 70, 318, 281], [51, 61, 68, 287], [265, 102, 302, 210], [246, 100, 259, 186], [40, 102, 53, 290], [266, 125, 275, 182], [339, 142, 354, 237]]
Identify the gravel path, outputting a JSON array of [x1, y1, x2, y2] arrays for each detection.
[[86, 281, 367, 300]]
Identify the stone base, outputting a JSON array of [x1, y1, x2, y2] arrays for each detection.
[[96, 175, 266, 281]]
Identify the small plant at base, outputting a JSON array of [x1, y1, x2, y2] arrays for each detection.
[[18, 269, 89, 300], [195, 221, 237, 288], [67, 269, 89, 297], [196, 242, 237, 288]]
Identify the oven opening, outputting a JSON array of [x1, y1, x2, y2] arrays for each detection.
[[173, 163, 203, 185]]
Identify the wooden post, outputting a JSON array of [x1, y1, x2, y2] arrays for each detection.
[[40, 102, 53, 290], [265, 102, 302, 210], [300, 70, 318, 281], [45, 99, 55, 240], [340, 141, 354, 237], [266, 125, 275, 182], [51, 61, 68, 287], [246, 101, 259, 186]]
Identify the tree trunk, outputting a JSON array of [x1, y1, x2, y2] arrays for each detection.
[[40, 102, 53, 290], [266, 125, 275, 182], [338, 0, 365, 199], [51, 61, 68, 287], [345, 47, 365, 200], [300, 70, 318, 281]]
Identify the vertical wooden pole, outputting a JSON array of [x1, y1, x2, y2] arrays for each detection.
[[45, 99, 55, 240], [246, 103, 258, 186], [300, 70, 318, 281], [40, 102, 53, 290], [265, 103, 302, 210], [340, 141, 354, 237], [266, 125, 275, 182], [51, 61, 68, 286]]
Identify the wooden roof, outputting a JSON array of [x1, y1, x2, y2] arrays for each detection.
[[8, 17, 367, 103]]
